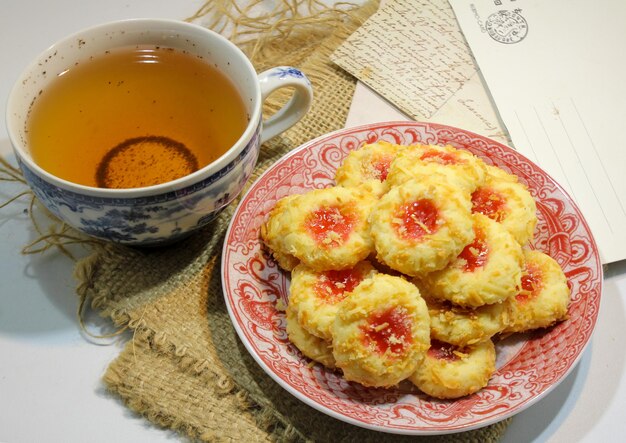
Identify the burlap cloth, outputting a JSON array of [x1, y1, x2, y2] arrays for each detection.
[[7, 2, 511, 441]]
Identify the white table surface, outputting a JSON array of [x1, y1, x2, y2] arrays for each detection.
[[1, 2, 626, 443]]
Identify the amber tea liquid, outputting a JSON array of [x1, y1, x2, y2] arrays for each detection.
[[27, 46, 248, 188]]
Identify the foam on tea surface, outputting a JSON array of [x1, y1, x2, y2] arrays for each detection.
[[96, 136, 198, 189], [27, 46, 247, 189]]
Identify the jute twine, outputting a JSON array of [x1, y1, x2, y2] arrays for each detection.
[[0, 1, 511, 441]]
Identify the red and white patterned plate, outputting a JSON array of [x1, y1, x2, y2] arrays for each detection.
[[221, 122, 602, 434]]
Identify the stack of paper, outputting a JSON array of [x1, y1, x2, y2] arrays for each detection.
[[333, 0, 625, 263], [331, 0, 509, 144]]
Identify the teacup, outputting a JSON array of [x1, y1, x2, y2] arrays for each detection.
[[6, 18, 312, 245]]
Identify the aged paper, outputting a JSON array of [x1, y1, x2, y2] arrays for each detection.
[[434, 72, 508, 143], [332, 0, 475, 119], [332, 0, 508, 143]]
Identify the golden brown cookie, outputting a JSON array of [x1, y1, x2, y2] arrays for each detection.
[[417, 213, 523, 307], [286, 305, 336, 369], [369, 178, 474, 276], [409, 339, 496, 399], [423, 295, 510, 347], [471, 169, 537, 246], [331, 274, 430, 387], [261, 186, 376, 271], [289, 260, 378, 340], [504, 249, 570, 333], [335, 140, 404, 197], [484, 163, 519, 183], [386, 144, 487, 192]]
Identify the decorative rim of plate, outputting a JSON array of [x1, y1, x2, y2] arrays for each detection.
[[221, 121, 602, 435]]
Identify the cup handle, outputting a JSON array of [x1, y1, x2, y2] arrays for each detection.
[[257, 66, 313, 144]]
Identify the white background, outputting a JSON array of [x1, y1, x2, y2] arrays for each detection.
[[1, 1, 626, 442]]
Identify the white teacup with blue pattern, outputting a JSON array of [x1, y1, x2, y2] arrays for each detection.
[[6, 19, 312, 245]]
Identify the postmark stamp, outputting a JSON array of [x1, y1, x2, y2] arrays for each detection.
[[485, 10, 528, 44]]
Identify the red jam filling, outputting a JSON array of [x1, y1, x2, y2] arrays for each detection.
[[471, 187, 507, 222], [369, 155, 393, 181], [458, 228, 489, 272], [516, 263, 543, 303], [361, 307, 412, 355], [314, 268, 364, 304], [427, 340, 463, 362], [420, 149, 460, 165], [394, 199, 440, 240], [305, 204, 356, 248]]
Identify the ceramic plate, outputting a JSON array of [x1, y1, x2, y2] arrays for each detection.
[[221, 122, 602, 434]]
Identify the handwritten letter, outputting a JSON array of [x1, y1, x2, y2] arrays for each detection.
[[331, 0, 476, 119], [332, 0, 508, 144]]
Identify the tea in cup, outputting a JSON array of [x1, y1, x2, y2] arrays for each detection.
[[7, 19, 313, 245]]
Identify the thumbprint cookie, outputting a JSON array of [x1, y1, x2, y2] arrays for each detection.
[[331, 274, 430, 387], [504, 249, 570, 333], [286, 305, 336, 369], [483, 163, 519, 183], [261, 186, 375, 272], [417, 213, 523, 307], [289, 261, 378, 340], [386, 144, 487, 192], [409, 339, 496, 399], [471, 168, 537, 246], [423, 295, 510, 347], [369, 178, 474, 276], [335, 140, 404, 197]]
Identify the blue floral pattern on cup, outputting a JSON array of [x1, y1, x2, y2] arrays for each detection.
[[271, 67, 311, 85], [19, 122, 261, 245], [7, 20, 313, 246]]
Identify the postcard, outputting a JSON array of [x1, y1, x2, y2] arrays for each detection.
[[449, 0, 626, 263]]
